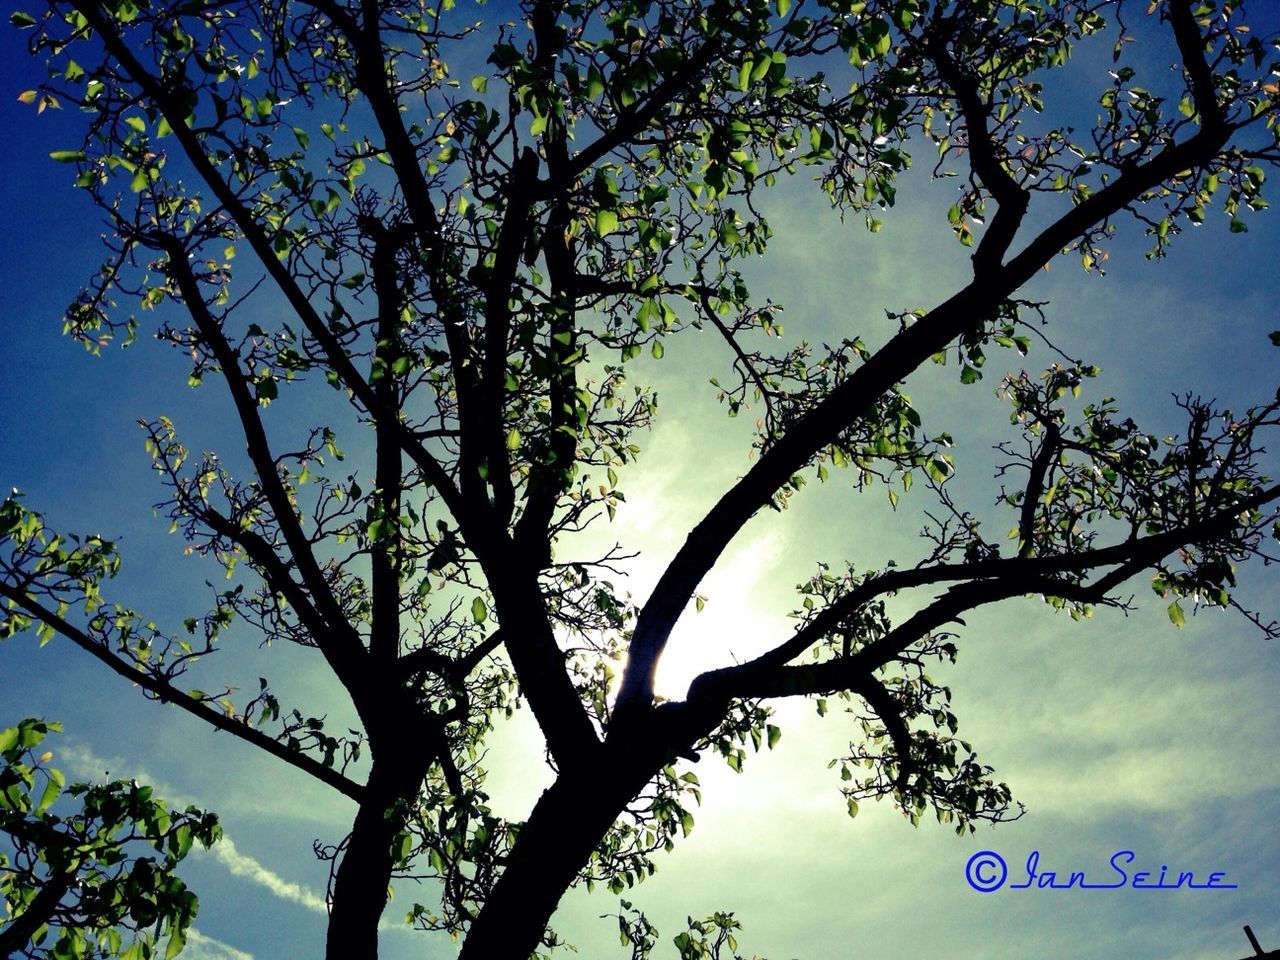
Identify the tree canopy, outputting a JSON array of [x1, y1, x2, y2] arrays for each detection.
[[3, 0, 1280, 957]]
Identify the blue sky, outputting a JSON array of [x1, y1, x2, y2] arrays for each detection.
[[2, 4, 1280, 960]]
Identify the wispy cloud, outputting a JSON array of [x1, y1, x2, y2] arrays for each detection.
[[57, 741, 431, 939], [183, 928, 256, 960], [205, 833, 329, 915], [57, 742, 330, 916]]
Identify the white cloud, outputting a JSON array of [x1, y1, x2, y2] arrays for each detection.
[[998, 674, 1278, 814], [59, 742, 196, 805], [205, 834, 329, 915], [183, 928, 256, 960], [57, 741, 433, 939], [56, 742, 330, 917]]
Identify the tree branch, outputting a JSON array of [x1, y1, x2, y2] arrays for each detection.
[[616, 7, 1239, 720], [1018, 422, 1060, 557], [530, 37, 725, 200], [922, 18, 1030, 274], [0, 861, 75, 956], [365, 219, 415, 664], [158, 240, 366, 676], [338, 0, 491, 520], [848, 673, 916, 792], [697, 481, 1280, 702], [481, 146, 540, 526], [682, 480, 1280, 713], [140, 419, 343, 653], [70, 0, 470, 532], [0, 582, 365, 802], [396, 627, 505, 682], [1167, 0, 1225, 131]]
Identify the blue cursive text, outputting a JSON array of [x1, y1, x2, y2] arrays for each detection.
[[965, 850, 1238, 893]]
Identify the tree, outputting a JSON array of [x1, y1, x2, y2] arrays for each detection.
[[0, 718, 221, 959], [2, 0, 1279, 956]]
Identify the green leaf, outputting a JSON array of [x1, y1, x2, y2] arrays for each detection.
[[50, 150, 85, 163], [586, 66, 605, 101], [925, 457, 951, 483], [595, 209, 619, 236], [471, 75, 488, 93], [1167, 601, 1186, 629], [164, 927, 188, 960], [868, 19, 892, 57], [506, 428, 520, 451], [471, 596, 488, 624], [10, 10, 37, 27], [0, 726, 18, 753], [766, 724, 781, 749], [37, 768, 64, 813], [393, 831, 412, 863]]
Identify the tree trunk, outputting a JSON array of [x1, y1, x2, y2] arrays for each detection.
[[325, 753, 430, 960], [457, 758, 652, 960]]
